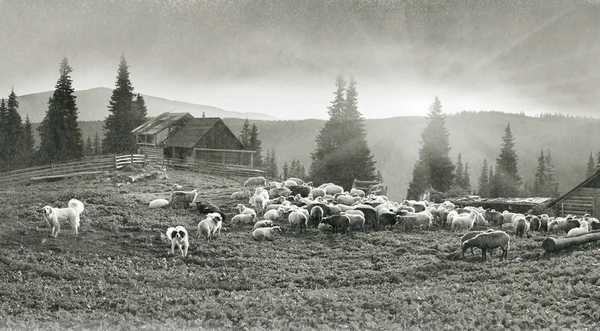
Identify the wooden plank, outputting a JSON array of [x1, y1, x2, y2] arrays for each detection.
[[31, 171, 109, 181], [193, 148, 256, 154]]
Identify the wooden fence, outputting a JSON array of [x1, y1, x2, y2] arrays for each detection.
[[0, 153, 265, 186]]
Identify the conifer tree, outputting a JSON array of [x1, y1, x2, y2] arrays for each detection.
[[463, 163, 471, 193], [545, 149, 559, 197], [239, 119, 251, 148], [248, 123, 263, 167], [37, 58, 83, 164], [0, 98, 7, 171], [586, 152, 596, 178], [282, 161, 289, 179], [22, 115, 35, 167], [533, 150, 546, 196], [132, 93, 148, 128], [93, 132, 101, 155], [85, 137, 94, 156], [4, 89, 25, 170], [406, 96, 454, 199], [489, 123, 521, 197], [102, 55, 138, 154], [377, 170, 383, 183], [309, 75, 376, 189], [453, 153, 464, 188], [478, 159, 489, 197]]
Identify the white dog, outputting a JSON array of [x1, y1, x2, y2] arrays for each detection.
[[42, 199, 85, 238], [166, 225, 189, 257]]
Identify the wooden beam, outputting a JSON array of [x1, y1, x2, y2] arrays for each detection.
[[193, 148, 256, 154], [542, 230, 600, 252]]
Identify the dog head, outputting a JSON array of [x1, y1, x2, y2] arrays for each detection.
[[41, 206, 53, 216]]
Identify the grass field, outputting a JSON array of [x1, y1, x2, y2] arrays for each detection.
[[1, 168, 600, 330]]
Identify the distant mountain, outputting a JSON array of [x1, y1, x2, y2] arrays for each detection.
[[30, 111, 600, 201], [17, 87, 278, 123]]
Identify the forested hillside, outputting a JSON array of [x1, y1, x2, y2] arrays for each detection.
[[31, 112, 599, 200]]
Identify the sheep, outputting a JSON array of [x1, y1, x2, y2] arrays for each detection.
[[450, 211, 477, 232], [502, 211, 517, 224], [268, 181, 282, 189], [320, 215, 350, 234], [309, 188, 326, 198], [460, 229, 497, 258], [350, 188, 366, 198], [318, 223, 333, 232], [251, 194, 267, 216], [232, 214, 255, 225], [289, 185, 311, 198], [244, 176, 267, 187], [539, 214, 550, 231], [253, 220, 274, 229], [172, 184, 183, 190], [513, 215, 531, 238], [336, 194, 360, 206], [327, 205, 342, 216], [269, 187, 292, 198], [231, 190, 251, 200], [527, 215, 541, 232], [170, 189, 199, 209], [377, 211, 397, 231], [288, 211, 308, 233], [446, 210, 459, 228], [309, 205, 324, 228], [484, 209, 504, 226], [354, 205, 377, 227], [461, 230, 510, 261], [197, 213, 223, 240], [149, 198, 170, 209], [473, 212, 489, 228], [342, 212, 366, 231], [287, 177, 305, 185], [263, 209, 281, 222], [324, 184, 344, 196], [252, 226, 282, 241], [564, 218, 581, 234], [236, 204, 257, 219], [396, 211, 432, 231], [318, 182, 334, 189]]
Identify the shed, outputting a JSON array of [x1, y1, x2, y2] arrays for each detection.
[[545, 170, 600, 218], [131, 112, 193, 159]]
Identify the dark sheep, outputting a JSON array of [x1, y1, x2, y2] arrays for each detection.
[[484, 210, 504, 226], [355, 205, 377, 228], [309, 206, 324, 228], [462, 231, 510, 262], [196, 200, 227, 223], [528, 216, 540, 232], [564, 219, 581, 234], [289, 185, 311, 198], [320, 215, 350, 234], [378, 212, 397, 231]]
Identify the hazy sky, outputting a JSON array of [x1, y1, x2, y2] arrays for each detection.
[[0, 0, 598, 120]]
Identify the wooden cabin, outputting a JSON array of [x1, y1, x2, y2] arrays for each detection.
[[545, 170, 600, 218], [132, 112, 255, 166]]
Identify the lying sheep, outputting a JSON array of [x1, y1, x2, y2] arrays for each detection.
[[309, 188, 326, 198], [564, 218, 581, 234], [350, 188, 365, 198], [252, 226, 282, 241], [149, 198, 170, 209], [231, 190, 251, 200], [244, 176, 267, 187], [232, 214, 255, 225], [237, 204, 257, 219], [197, 213, 223, 240], [320, 215, 350, 234], [461, 230, 510, 261], [170, 189, 199, 209], [253, 220, 274, 229], [288, 211, 308, 233], [460, 230, 497, 258], [263, 209, 281, 222]]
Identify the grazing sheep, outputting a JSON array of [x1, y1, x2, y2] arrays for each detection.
[[149, 198, 170, 209], [320, 215, 350, 234], [236, 204, 257, 219], [354, 205, 377, 227], [484, 209, 504, 226], [350, 188, 366, 198], [539, 214, 550, 231], [253, 220, 274, 229], [231, 190, 251, 200], [461, 230, 510, 261], [342, 212, 366, 231], [378, 211, 397, 231], [528, 215, 541, 232], [460, 230, 497, 258], [309, 205, 324, 228], [232, 214, 255, 225], [244, 176, 267, 187], [170, 189, 199, 209], [310, 188, 326, 198], [269, 187, 292, 198], [288, 211, 308, 233], [514, 215, 531, 238], [450, 211, 477, 232], [396, 211, 432, 231], [473, 212, 489, 228], [197, 213, 223, 240], [252, 226, 282, 241]]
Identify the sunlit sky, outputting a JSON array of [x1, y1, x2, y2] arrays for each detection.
[[1, 0, 598, 120]]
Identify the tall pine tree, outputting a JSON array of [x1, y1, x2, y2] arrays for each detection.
[[586, 152, 596, 178], [239, 119, 251, 148], [533, 150, 546, 196], [132, 93, 148, 127], [85, 137, 94, 156], [489, 123, 521, 197], [406, 96, 454, 199], [282, 161, 289, 179], [37, 58, 83, 164], [0, 98, 7, 171], [309, 75, 376, 190], [453, 153, 464, 188], [545, 149, 559, 197], [4, 89, 25, 170], [22, 115, 35, 167], [103, 55, 138, 154], [248, 123, 263, 167], [463, 163, 471, 193], [478, 159, 489, 197]]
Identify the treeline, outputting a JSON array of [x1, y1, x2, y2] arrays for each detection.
[[0, 55, 147, 172], [406, 97, 570, 199]]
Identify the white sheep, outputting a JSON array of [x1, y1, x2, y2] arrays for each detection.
[[236, 203, 257, 219], [350, 188, 365, 198], [461, 230, 510, 261], [450, 211, 477, 232], [283, 180, 298, 188], [396, 211, 432, 231], [287, 177, 305, 185], [310, 188, 326, 198], [244, 176, 267, 187], [343, 212, 366, 230], [251, 194, 267, 216], [232, 214, 255, 225], [253, 220, 275, 229], [149, 198, 170, 209], [197, 213, 223, 240], [336, 194, 360, 206], [252, 226, 282, 241], [269, 187, 292, 198], [263, 209, 281, 222], [324, 184, 344, 196], [231, 190, 251, 200], [288, 211, 308, 233], [460, 229, 497, 258], [309, 205, 324, 228], [567, 220, 590, 237], [513, 215, 530, 238], [170, 189, 199, 209]]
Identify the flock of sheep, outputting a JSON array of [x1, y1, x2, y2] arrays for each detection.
[[151, 175, 600, 261]]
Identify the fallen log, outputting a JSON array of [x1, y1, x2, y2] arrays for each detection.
[[31, 171, 109, 181], [127, 168, 167, 183], [541, 230, 600, 253]]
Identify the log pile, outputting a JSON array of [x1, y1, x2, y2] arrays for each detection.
[[541, 230, 600, 252], [127, 168, 168, 183]]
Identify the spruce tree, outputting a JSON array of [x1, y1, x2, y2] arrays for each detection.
[[102, 55, 138, 154], [545, 149, 559, 197], [406, 96, 454, 199], [239, 119, 251, 148], [309, 75, 376, 189], [22, 115, 35, 167], [85, 137, 94, 156], [270, 150, 278, 179], [4, 89, 25, 170], [37, 58, 83, 164], [377, 170, 383, 182], [248, 123, 263, 167], [533, 150, 546, 196], [586, 152, 596, 178], [489, 123, 521, 197], [0, 98, 7, 171], [93, 132, 101, 155], [478, 159, 489, 197], [282, 161, 289, 179], [132, 93, 148, 128], [453, 153, 464, 189], [463, 163, 471, 193]]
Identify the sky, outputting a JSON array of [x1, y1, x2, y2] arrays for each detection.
[[0, 0, 599, 120]]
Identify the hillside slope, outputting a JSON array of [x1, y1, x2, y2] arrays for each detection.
[[30, 112, 600, 200], [17, 87, 277, 123]]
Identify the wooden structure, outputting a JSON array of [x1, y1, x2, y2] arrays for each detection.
[[449, 197, 553, 214], [131, 112, 194, 159], [545, 170, 600, 218], [541, 230, 600, 253]]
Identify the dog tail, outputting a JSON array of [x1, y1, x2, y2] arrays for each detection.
[[68, 199, 85, 215]]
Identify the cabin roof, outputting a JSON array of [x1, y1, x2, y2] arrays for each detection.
[[131, 112, 192, 135], [546, 168, 600, 209], [163, 117, 221, 148]]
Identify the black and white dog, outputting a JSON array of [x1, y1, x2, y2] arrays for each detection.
[[166, 225, 189, 257], [41, 199, 85, 238]]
